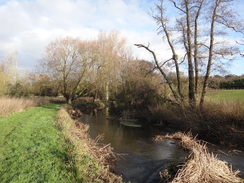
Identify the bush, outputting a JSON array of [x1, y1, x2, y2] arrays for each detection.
[[111, 80, 162, 119], [8, 82, 30, 97], [220, 79, 244, 89]]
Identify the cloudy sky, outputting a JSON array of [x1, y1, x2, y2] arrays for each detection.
[[0, 0, 243, 75]]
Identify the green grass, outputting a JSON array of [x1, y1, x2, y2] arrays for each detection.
[[206, 89, 244, 102], [0, 104, 75, 183]]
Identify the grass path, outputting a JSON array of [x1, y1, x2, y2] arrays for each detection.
[[0, 104, 75, 183]]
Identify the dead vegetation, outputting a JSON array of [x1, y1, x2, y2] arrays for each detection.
[[149, 101, 244, 148], [0, 97, 56, 117], [0, 97, 34, 117], [56, 107, 123, 183], [155, 132, 243, 183], [0, 96, 67, 117]]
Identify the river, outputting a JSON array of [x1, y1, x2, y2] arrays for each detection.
[[79, 110, 244, 182]]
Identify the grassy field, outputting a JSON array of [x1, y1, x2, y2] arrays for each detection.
[[0, 104, 75, 183], [206, 89, 244, 102]]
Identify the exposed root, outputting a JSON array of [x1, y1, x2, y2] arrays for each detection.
[[155, 132, 243, 183]]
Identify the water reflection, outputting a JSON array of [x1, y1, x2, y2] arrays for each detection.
[[79, 111, 187, 183]]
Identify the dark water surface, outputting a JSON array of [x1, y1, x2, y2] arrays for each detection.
[[79, 111, 187, 183], [79, 111, 244, 182]]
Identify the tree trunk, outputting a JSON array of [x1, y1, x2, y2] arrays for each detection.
[[105, 82, 109, 101], [64, 94, 72, 104], [67, 98, 72, 104], [134, 44, 180, 103], [200, 0, 219, 109], [185, 1, 196, 107], [164, 24, 183, 100], [154, 0, 183, 101], [193, 1, 203, 94]]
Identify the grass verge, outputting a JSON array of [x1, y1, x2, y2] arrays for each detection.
[[56, 106, 123, 183], [155, 132, 243, 183], [0, 104, 75, 183]]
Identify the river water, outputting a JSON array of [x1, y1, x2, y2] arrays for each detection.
[[79, 110, 244, 182]]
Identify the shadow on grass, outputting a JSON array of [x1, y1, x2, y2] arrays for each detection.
[[39, 104, 62, 112]]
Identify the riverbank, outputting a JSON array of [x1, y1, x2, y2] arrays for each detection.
[[0, 103, 122, 183], [57, 105, 123, 183], [76, 107, 244, 182], [147, 100, 244, 149], [72, 99, 244, 149], [155, 132, 243, 183]]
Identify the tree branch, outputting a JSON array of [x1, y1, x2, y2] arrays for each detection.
[[169, 0, 186, 14], [134, 43, 180, 102]]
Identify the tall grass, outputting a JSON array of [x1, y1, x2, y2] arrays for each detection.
[[148, 99, 244, 148], [200, 100, 244, 147], [0, 97, 64, 117], [203, 99, 244, 123], [0, 97, 35, 117]]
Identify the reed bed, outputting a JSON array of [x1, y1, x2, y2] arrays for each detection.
[[0, 97, 36, 117], [155, 132, 243, 183], [149, 100, 244, 148], [0, 97, 64, 117], [203, 99, 244, 121]]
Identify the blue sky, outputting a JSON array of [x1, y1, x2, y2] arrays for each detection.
[[0, 0, 243, 75]]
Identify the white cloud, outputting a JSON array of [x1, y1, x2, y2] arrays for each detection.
[[0, 0, 157, 70], [0, 0, 243, 76]]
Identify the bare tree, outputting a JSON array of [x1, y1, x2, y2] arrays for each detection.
[[153, 0, 183, 101], [41, 37, 95, 104], [95, 31, 128, 101], [1, 52, 19, 84], [134, 43, 181, 102], [0, 52, 19, 95], [136, 0, 243, 108], [199, 0, 243, 107], [193, 0, 205, 94]]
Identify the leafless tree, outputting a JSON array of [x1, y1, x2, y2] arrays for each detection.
[[41, 37, 95, 104], [136, 0, 243, 108], [95, 31, 128, 100]]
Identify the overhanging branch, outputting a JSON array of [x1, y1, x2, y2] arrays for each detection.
[[134, 43, 180, 102]]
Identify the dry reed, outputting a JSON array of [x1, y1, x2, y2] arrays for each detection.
[[149, 100, 244, 148], [203, 99, 244, 121], [155, 132, 243, 183], [56, 107, 123, 183], [0, 97, 37, 117], [0, 97, 64, 117]]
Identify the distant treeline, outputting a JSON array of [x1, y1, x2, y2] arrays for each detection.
[[209, 75, 244, 89], [220, 79, 244, 89]]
